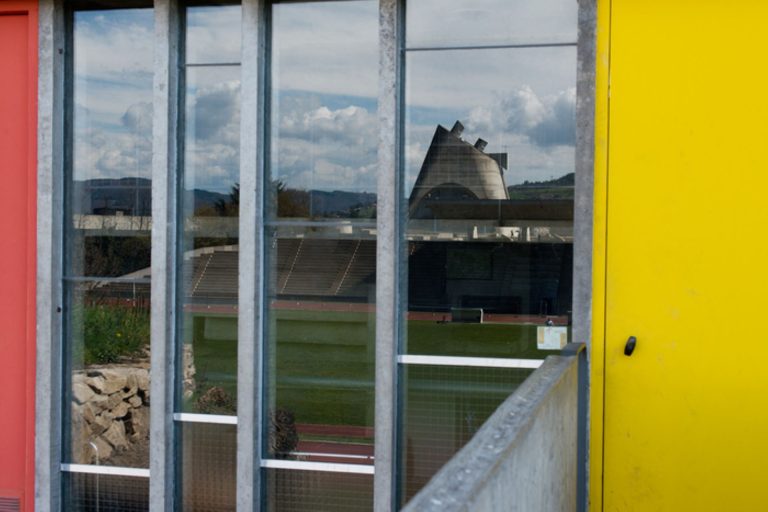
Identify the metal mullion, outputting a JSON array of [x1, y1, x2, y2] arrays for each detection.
[[36, 0, 66, 510], [573, 3, 597, 511], [149, 0, 181, 509], [237, 0, 266, 510], [375, 1, 402, 511]]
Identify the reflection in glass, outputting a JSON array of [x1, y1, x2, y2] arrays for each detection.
[[68, 9, 153, 278], [264, 2, 377, 507], [64, 12, 153, 506], [186, 5, 241, 65], [406, 0, 577, 48], [178, 423, 237, 511], [265, 470, 373, 512], [269, 0, 378, 219], [400, 25, 576, 506], [264, 225, 375, 463], [64, 472, 149, 512], [65, 281, 151, 468], [399, 365, 533, 502], [404, 47, 576, 357], [179, 63, 241, 414]]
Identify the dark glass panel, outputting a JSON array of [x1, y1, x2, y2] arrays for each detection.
[[265, 470, 373, 512], [63, 473, 149, 512], [178, 423, 237, 511]]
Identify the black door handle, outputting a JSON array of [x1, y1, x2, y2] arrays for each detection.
[[624, 336, 637, 356]]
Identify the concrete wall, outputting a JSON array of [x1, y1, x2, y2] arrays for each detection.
[[402, 355, 579, 512]]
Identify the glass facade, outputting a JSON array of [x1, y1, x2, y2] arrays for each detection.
[[56, 0, 579, 510]]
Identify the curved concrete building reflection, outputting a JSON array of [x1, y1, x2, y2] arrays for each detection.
[[409, 121, 509, 219]]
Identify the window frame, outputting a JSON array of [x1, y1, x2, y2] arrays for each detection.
[[34, 0, 597, 510]]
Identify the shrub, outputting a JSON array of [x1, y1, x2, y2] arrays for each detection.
[[81, 305, 150, 365]]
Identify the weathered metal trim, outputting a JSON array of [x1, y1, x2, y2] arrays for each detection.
[[573, 2, 597, 511], [260, 460, 375, 475], [149, 0, 180, 509], [237, 0, 266, 510], [35, 0, 65, 510], [61, 464, 151, 478], [573, 1, 596, 350], [173, 413, 238, 425], [398, 355, 544, 369], [374, 0, 402, 510], [405, 41, 577, 52]]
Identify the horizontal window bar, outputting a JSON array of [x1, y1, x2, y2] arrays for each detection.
[[63, 276, 151, 284], [61, 464, 150, 478], [261, 459, 375, 475], [397, 354, 544, 369], [291, 452, 375, 462], [404, 42, 577, 52], [184, 62, 241, 67], [264, 220, 377, 229], [173, 412, 238, 425]]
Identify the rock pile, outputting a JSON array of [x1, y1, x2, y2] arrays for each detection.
[[70, 366, 150, 464]]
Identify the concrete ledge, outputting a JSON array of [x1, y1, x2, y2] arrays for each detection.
[[402, 354, 579, 512]]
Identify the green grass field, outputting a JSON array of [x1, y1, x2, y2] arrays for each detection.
[[184, 310, 564, 428]]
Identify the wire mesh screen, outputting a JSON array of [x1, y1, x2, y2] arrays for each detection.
[[63, 472, 149, 512], [264, 469, 373, 512], [178, 422, 237, 511], [398, 364, 533, 504]]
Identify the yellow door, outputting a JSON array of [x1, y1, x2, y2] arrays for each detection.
[[603, 1, 768, 510]]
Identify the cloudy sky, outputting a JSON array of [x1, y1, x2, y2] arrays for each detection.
[[73, 9, 153, 183], [73, 0, 577, 197]]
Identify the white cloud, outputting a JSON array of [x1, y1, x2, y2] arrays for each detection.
[[273, 100, 378, 192]]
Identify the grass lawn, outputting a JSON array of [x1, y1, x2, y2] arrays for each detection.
[[185, 309, 565, 428]]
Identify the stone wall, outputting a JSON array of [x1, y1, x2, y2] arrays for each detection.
[[70, 366, 150, 464]]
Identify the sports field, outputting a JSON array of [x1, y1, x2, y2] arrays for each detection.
[[185, 309, 561, 428]]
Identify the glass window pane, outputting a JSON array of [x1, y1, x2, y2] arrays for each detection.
[[178, 64, 241, 414], [406, 0, 577, 48], [264, 225, 375, 463], [68, 9, 154, 278], [268, 0, 378, 220], [64, 14, 153, 510], [65, 281, 151, 468], [63, 472, 149, 512], [186, 5, 242, 65], [403, 47, 576, 357], [399, 30, 576, 507], [264, 3, 377, 507], [265, 470, 373, 512], [399, 365, 533, 503], [178, 422, 237, 511]]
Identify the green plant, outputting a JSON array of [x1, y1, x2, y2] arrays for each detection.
[[82, 304, 150, 365]]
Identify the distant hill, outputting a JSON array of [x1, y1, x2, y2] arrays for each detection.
[[71, 177, 376, 218], [507, 172, 574, 200]]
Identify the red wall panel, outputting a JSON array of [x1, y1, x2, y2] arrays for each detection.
[[0, 2, 37, 510]]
